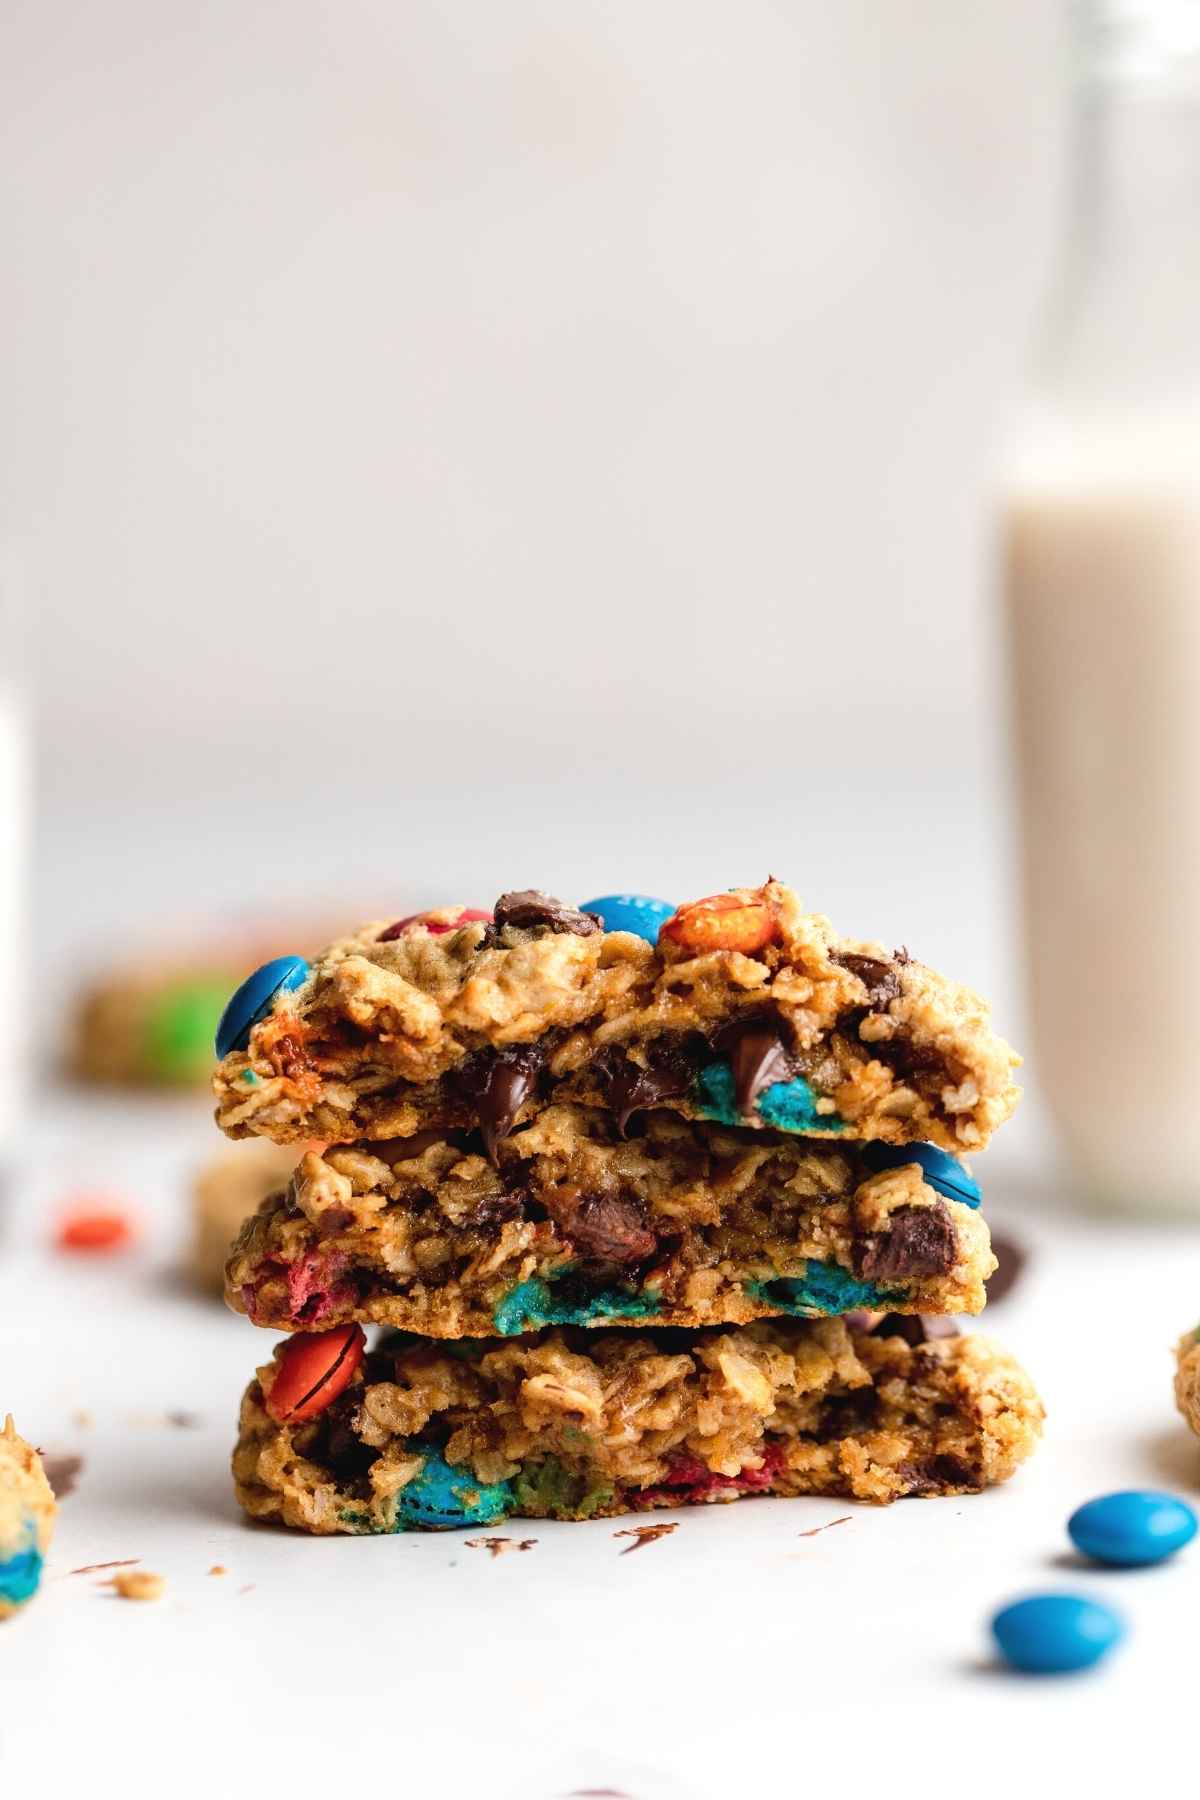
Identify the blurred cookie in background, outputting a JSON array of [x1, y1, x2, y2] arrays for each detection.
[[189, 1140, 303, 1296], [68, 918, 348, 1090], [71, 957, 238, 1088]]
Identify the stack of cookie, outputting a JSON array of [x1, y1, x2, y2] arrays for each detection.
[[212, 881, 1043, 1534]]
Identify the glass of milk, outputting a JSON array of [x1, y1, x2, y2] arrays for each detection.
[[0, 565, 29, 1184], [1005, 2, 1200, 1212]]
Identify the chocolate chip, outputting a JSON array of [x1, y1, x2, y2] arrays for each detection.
[[471, 1187, 527, 1229], [315, 1206, 356, 1240], [832, 953, 901, 1009], [896, 1451, 977, 1494], [266, 1032, 313, 1081], [457, 1046, 543, 1163], [544, 1186, 657, 1265], [320, 1396, 377, 1481], [491, 891, 602, 937], [604, 1049, 694, 1134], [711, 1014, 794, 1113], [870, 1313, 961, 1346], [855, 1201, 957, 1283], [985, 1232, 1027, 1305]]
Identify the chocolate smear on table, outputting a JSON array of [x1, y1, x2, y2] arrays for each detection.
[[985, 1232, 1027, 1305], [614, 1522, 678, 1554], [711, 1014, 794, 1113], [42, 1453, 83, 1498], [855, 1202, 957, 1283], [465, 1536, 537, 1558], [491, 891, 602, 937], [797, 1515, 851, 1538], [870, 1313, 961, 1347], [69, 1558, 140, 1576], [544, 1186, 657, 1265]]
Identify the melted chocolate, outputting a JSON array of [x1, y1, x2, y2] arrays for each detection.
[[475, 1048, 541, 1163], [605, 1053, 693, 1135], [712, 1014, 795, 1113]]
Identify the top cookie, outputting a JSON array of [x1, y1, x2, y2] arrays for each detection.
[[212, 881, 1020, 1154]]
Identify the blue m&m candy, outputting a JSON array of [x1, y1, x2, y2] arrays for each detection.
[[1068, 1490, 1197, 1568], [214, 955, 309, 1059], [580, 895, 675, 945], [991, 1593, 1125, 1674], [862, 1141, 981, 1209]]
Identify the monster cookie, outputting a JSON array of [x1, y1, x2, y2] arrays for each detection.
[[225, 1105, 994, 1335], [231, 1315, 1043, 1532], [190, 1140, 305, 1293], [0, 1418, 56, 1619], [212, 881, 1020, 1153]]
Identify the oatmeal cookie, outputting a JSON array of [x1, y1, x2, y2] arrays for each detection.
[[190, 1140, 304, 1293], [232, 1315, 1043, 1531], [212, 882, 1020, 1153], [0, 1418, 56, 1619], [225, 1106, 993, 1335]]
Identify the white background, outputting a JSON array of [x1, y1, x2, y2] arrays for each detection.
[[8, 10, 1187, 1795], [2, 1, 1066, 1164]]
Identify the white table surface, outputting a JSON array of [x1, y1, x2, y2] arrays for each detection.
[[2, 1083, 1197, 1798]]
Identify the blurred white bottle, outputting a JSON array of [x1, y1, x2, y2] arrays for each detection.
[[1006, 3, 1200, 1211]]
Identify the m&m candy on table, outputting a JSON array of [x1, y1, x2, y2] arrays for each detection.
[[580, 895, 675, 944], [991, 1593, 1125, 1674], [215, 955, 309, 1059], [1067, 1490, 1197, 1567]]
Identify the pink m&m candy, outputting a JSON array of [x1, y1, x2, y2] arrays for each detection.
[[379, 907, 492, 942]]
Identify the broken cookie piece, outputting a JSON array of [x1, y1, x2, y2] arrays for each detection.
[[0, 1417, 56, 1620]]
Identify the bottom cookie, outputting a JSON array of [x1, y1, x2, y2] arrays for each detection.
[[232, 1316, 1043, 1533]]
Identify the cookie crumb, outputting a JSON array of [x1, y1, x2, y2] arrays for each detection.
[[208, 1565, 227, 1576], [613, 1522, 677, 1554], [466, 1536, 537, 1558], [108, 1569, 165, 1601]]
